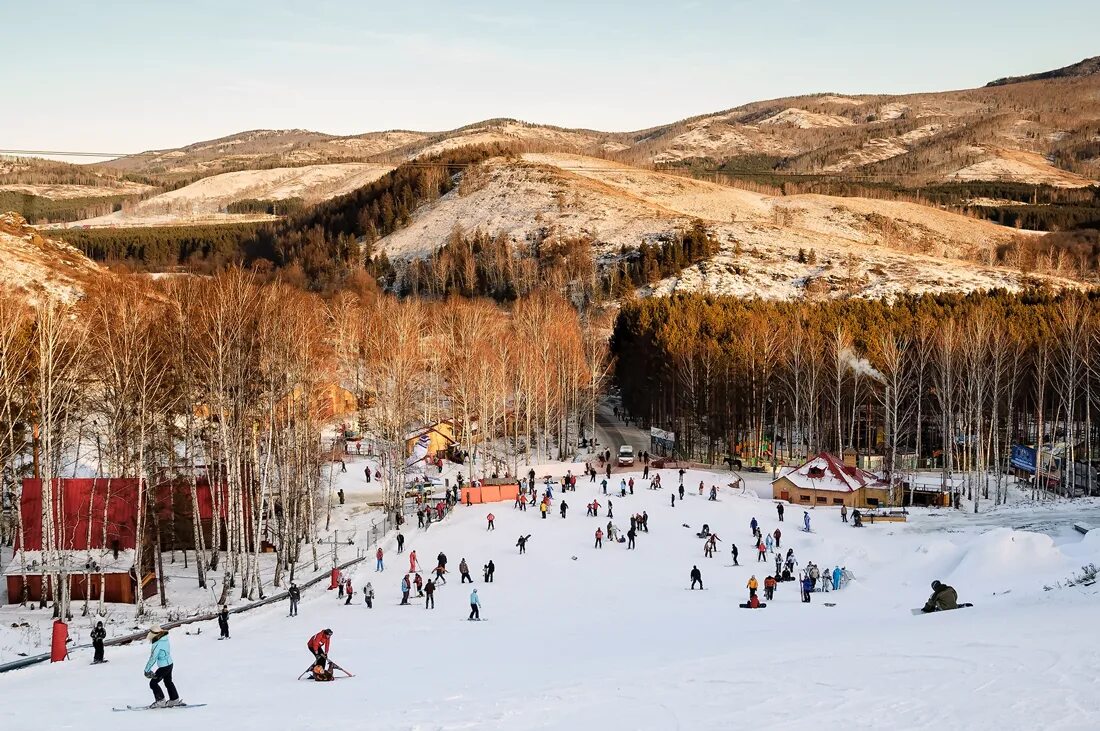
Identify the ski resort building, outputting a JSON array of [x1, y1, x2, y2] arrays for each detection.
[[771, 452, 892, 508]]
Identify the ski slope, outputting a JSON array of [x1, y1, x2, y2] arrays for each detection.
[[2, 466, 1099, 730]]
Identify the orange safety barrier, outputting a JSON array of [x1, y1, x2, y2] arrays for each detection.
[[480, 485, 501, 503], [463, 487, 482, 505], [497, 484, 519, 502]]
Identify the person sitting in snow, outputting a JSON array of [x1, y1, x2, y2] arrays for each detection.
[[922, 580, 959, 613]]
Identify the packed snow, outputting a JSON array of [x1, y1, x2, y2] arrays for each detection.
[[2, 456, 1098, 730]]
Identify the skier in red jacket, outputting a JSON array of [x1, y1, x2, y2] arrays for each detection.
[[307, 628, 332, 664]]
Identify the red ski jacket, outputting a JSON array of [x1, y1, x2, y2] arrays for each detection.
[[308, 631, 330, 654]]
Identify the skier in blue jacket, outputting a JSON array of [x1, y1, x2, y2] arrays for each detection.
[[832, 566, 842, 591], [803, 511, 811, 532], [144, 627, 181, 708], [468, 588, 481, 620]]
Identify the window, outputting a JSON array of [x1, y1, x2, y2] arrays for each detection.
[[799, 495, 811, 503], [833, 498, 845, 505], [866, 497, 880, 507], [815, 496, 827, 504]]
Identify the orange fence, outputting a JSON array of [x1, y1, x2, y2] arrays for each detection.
[[463, 484, 519, 504]]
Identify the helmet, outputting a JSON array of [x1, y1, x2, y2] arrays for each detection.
[[931, 580, 942, 590], [323, 628, 333, 636]]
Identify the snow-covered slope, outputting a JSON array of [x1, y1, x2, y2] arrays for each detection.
[[2, 462, 1097, 729], [376, 153, 1075, 300], [0, 212, 103, 303], [59, 163, 394, 228]]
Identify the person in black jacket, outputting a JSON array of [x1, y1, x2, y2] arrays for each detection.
[[91, 621, 106, 663], [217, 605, 230, 640], [690, 565, 703, 590], [288, 583, 301, 616]]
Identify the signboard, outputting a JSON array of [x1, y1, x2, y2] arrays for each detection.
[[650, 427, 675, 443], [1010, 444, 1037, 474]]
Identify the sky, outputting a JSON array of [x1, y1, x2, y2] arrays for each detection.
[[3, 0, 1098, 156]]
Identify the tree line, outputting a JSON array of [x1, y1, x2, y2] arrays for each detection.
[[0, 272, 606, 619], [611, 289, 1100, 509]]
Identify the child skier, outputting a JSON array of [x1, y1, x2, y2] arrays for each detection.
[[91, 621, 106, 663]]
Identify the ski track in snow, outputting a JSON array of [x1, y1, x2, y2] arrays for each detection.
[[1, 462, 1099, 730]]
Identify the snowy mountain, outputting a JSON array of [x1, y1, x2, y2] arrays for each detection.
[[0, 212, 103, 303]]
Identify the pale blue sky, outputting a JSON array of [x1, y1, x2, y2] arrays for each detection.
[[3, 0, 1097, 154]]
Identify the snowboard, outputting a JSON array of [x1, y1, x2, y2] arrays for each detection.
[[113, 703, 206, 712], [738, 603, 767, 609], [911, 603, 973, 615], [91, 660, 109, 665], [466, 617, 487, 621]]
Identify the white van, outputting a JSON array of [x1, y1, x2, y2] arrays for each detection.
[[617, 445, 635, 466]]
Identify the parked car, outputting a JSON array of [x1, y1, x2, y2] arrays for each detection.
[[617, 445, 635, 466]]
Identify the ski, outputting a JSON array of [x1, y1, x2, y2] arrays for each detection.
[[112, 703, 206, 712], [911, 603, 973, 615]]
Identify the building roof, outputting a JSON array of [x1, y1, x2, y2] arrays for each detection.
[[774, 452, 887, 493]]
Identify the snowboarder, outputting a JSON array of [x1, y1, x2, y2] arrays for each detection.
[[424, 579, 436, 609], [922, 580, 959, 613], [777, 503, 784, 522], [773, 527, 781, 548], [484, 560, 495, 583], [731, 543, 739, 566], [288, 583, 300, 616], [144, 626, 181, 708], [803, 511, 811, 532], [364, 582, 374, 608], [560, 501, 568, 518], [517, 534, 530, 554], [397, 533, 405, 553], [627, 526, 636, 549], [344, 578, 354, 604], [307, 628, 332, 665], [91, 621, 106, 663], [217, 605, 230, 639], [486, 513, 495, 531], [690, 565, 703, 590], [746, 575, 759, 598], [469, 588, 481, 620], [400, 575, 411, 605], [376, 547, 384, 572], [460, 558, 472, 583], [595, 527, 604, 548]]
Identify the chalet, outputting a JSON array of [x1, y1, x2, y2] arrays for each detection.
[[771, 452, 892, 508], [404, 420, 457, 460]]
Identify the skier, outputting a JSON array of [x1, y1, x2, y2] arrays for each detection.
[[414, 573, 424, 597], [364, 582, 374, 608], [627, 526, 636, 549], [217, 605, 230, 639], [832, 565, 842, 591], [803, 511, 811, 532], [460, 558, 472, 583], [400, 575, 411, 605], [746, 575, 759, 599], [344, 578, 354, 604], [288, 583, 300, 616], [690, 565, 703, 590], [144, 626, 181, 708], [560, 500, 569, 518], [608, 500, 614, 519], [424, 579, 436, 609], [408, 550, 419, 574], [777, 503, 784, 522], [309, 661, 335, 682], [678, 468, 686, 485], [487, 513, 495, 531], [484, 560, 495, 582], [595, 527, 604, 548], [469, 588, 481, 620], [801, 573, 813, 603], [764, 574, 777, 601], [708, 485, 717, 501], [397, 533, 405, 553], [641, 510, 649, 532], [437, 551, 448, 570], [376, 547, 384, 572], [307, 628, 332, 665], [841, 504, 848, 523], [678, 484, 685, 501], [922, 580, 960, 613], [671, 493, 676, 508], [757, 540, 767, 562], [337, 488, 345, 505], [750, 517, 759, 535], [765, 532, 774, 554], [773, 527, 781, 548], [517, 534, 530, 554], [628, 477, 634, 494], [730, 543, 739, 566], [705, 534, 721, 558], [91, 621, 106, 663], [337, 570, 345, 598]]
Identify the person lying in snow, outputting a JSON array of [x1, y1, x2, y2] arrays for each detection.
[[310, 661, 335, 681], [922, 580, 959, 612]]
